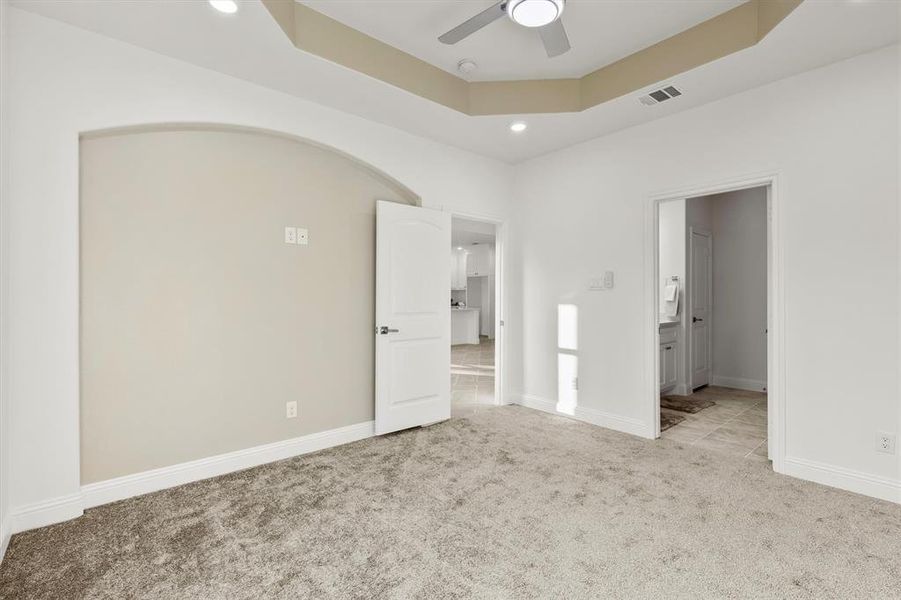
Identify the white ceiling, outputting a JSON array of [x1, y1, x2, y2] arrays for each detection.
[[452, 217, 496, 247], [302, 0, 744, 81], [10, 0, 898, 164]]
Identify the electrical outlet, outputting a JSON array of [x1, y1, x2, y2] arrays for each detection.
[[876, 432, 896, 454], [284, 226, 297, 244], [286, 401, 298, 419]]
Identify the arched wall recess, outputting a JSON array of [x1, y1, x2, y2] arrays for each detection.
[[78, 124, 422, 485]]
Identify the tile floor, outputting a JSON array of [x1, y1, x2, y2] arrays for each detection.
[[661, 386, 769, 462], [451, 336, 495, 418]]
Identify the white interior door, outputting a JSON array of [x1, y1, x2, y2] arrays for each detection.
[[376, 201, 451, 435], [690, 230, 712, 389]]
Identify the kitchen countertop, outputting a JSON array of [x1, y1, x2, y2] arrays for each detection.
[[451, 307, 479, 312]]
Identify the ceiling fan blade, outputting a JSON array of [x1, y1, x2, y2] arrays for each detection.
[[538, 19, 571, 58], [438, 1, 507, 45]]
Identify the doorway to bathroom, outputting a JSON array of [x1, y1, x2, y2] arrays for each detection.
[[654, 182, 775, 463]]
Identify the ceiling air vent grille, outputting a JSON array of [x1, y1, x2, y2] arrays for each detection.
[[639, 85, 683, 106]]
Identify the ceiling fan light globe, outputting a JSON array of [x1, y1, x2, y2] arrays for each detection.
[[507, 0, 565, 28]]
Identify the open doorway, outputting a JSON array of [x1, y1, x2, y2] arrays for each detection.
[[656, 185, 771, 461], [450, 217, 498, 417]]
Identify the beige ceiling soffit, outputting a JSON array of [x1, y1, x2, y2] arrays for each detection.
[[262, 0, 802, 116], [264, 0, 468, 112], [469, 79, 581, 115]]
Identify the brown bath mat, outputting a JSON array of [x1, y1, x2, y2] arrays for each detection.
[[660, 412, 685, 431], [660, 395, 715, 414]]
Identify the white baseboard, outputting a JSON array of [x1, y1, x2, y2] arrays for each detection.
[[10, 421, 374, 534], [1, 517, 10, 563], [782, 456, 901, 504], [710, 375, 767, 392], [515, 393, 557, 413], [515, 394, 654, 439], [10, 493, 83, 534], [82, 420, 374, 509]]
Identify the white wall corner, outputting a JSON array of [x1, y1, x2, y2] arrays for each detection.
[[514, 394, 654, 439], [783, 456, 901, 505]]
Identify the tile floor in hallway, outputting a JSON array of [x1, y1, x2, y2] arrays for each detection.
[[661, 386, 769, 461], [451, 336, 495, 418]]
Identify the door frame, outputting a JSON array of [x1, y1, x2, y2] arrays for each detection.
[[449, 209, 506, 407], [687, 227, 713, 391], [645, 172, 784, 473]]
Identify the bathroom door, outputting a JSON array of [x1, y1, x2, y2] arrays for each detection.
[[375, 201, 451, 435], [690, 229, 712, 389]]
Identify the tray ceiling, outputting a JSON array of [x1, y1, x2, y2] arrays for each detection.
[[264, 0, 803, 115], [301, 0, 746, 82], [11, 0, 897, 162]]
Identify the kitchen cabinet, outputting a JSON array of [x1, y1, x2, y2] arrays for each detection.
[[465, 244, 493, 277], [451, 308, 480, 345]]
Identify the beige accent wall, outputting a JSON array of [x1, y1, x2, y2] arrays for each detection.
[[79, 128, 417, 484]]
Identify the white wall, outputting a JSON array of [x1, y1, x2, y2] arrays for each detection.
[[686, 195, 713, 233], [658, 199, 685, 314], [707, 188, 768, 390], [512, 45, 900, 501], [0, 0, 12, 561], [5, 8, 512, 528]]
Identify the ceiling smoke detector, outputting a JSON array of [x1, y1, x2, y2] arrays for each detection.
[[457, 59, 478, 75], [639, 85, 683, 106]]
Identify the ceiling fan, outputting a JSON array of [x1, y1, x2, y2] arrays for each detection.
[[438, 0, 571, 58]]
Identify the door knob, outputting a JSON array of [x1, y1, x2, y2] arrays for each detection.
[[377, 326, 399, 335]]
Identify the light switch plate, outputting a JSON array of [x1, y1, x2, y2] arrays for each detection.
[[286, 401, 298, 419], [284, 226, 297, 244], [296, 228, 309, 245], [589, 271, 614, 291]]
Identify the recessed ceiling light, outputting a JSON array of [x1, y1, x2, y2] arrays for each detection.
[[507, 0, 565, 28], [510, 121, 527, 133], [456, 247, 463, 250], [209, 0, 238, 14]]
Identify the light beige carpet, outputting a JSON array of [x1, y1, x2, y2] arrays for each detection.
[[1, 406, 899, 599]]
